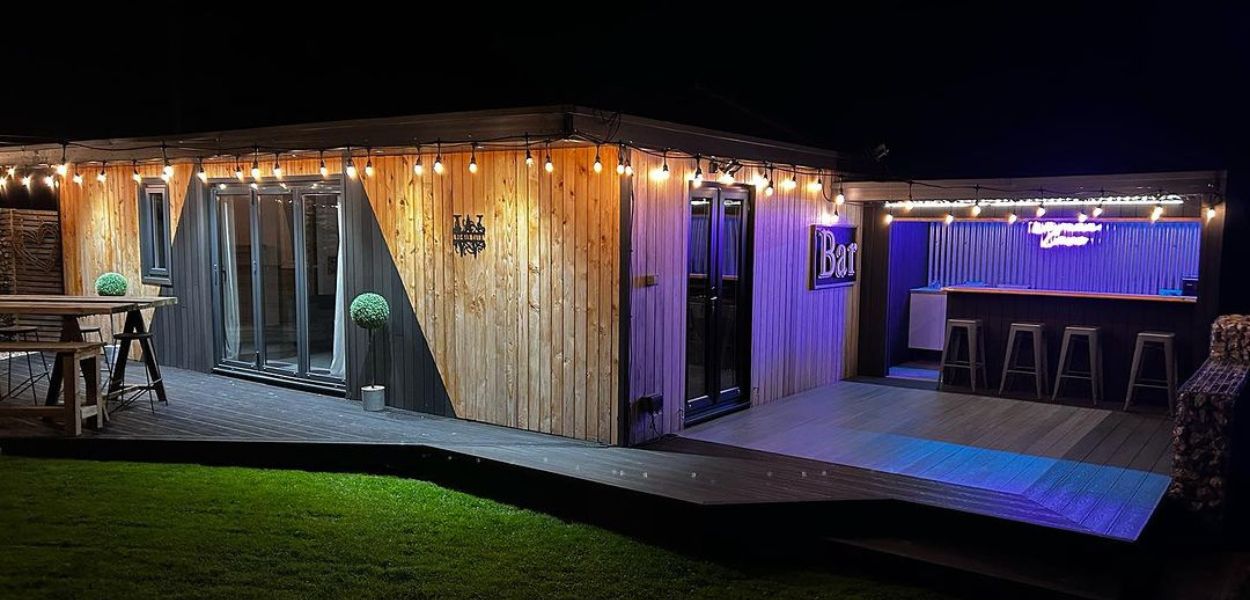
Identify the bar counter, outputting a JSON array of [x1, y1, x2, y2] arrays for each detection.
[[943, 286, 1199, 407]]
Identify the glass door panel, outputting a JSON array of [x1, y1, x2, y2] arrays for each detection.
[[303, 193, 342, 378], [217, 194, 257, 366], [258, 193, 298, 373], [685, 195, 713, 408], [716, 196, 745, 401]]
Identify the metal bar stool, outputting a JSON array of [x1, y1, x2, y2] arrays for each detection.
[[78, 323, 113, 372], [109, 330, 165, 413], [940, 319, 987, 391], [1052, 326, 1103, 405], [0, 323, 49, 403], [1124, 331, 1177, 414], [999, 323, 1048, 399]]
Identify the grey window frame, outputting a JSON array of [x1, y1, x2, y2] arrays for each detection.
[[139, 182, 173, 285]]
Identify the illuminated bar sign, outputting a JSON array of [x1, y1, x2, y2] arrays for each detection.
[[810, 224, 858, 289], [1027, 221, 1103, 249]]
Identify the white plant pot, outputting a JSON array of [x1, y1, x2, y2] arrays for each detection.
[[362, 385, 386, 412]]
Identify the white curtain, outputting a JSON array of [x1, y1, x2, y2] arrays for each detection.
[[328, 202, 346, 379], [220, 201, 241, 360]]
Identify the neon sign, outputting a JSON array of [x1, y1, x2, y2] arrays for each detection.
[[1027, 221, 1103, 249]]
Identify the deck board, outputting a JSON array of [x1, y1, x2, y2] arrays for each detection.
[[0, 363, 1173, 541]]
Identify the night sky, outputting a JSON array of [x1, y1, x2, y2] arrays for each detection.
[[2, 4, 1247, 305]]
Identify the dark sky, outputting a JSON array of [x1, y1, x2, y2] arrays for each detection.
[[1, 3, 1246, 179]]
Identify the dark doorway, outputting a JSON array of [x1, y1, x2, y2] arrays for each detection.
[[685, 184, 752, 425]]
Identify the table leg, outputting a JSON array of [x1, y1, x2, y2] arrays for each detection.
[[84, 353, 103, 429], [44, 316, 83, 406], [108, 310, 141, 397], [62, 353, 80, 436], [126, 310, 167, 404]]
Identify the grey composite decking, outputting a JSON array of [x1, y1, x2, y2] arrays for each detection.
[[680, 380, 1174, 542], [0, 362, 1173, 541]]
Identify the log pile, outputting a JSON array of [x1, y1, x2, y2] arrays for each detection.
[[1169, 315, 1250, 516]]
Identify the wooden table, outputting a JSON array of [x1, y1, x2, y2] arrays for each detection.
[[0, 295, 179, 407]]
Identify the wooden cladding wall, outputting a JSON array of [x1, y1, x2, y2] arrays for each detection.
[[358, 147, 621, 444], [627, 150, 861, 444]]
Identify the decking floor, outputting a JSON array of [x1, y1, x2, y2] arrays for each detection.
[[681, 380, 1174, 542], [0, 360, 1173, 541]]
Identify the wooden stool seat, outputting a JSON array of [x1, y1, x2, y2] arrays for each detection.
[[78, 325, 102, 334], [1125, 331, 1177, 414], [0, 340, 104, 435], [999, 322, 1048, 399], [1053, 326, 1104, 405], [940, 319, 988, 391], [108, 330, 164, 413]]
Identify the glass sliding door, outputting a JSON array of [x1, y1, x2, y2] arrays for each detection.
[[211, 181, 345, 386], [684, 185, 751, 424]]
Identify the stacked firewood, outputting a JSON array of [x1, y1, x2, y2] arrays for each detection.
[[1169, 315, 1250, 515]]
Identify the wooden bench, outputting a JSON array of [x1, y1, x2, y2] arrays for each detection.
[[0, 341, 104, 435]]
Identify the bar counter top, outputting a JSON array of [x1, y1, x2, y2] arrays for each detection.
[[943, 286, 1197, 304]]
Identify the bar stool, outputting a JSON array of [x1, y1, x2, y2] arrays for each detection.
[[1124, 331, 1177, 414], [999, 323, 1048, 399], [110, 330, 164, 413], [1052, 326, 1103, 405], [940, 319, 987, 391], [78, 323, 113, 371], [0, 323, 49, 403]]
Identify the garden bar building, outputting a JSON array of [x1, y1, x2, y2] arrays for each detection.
[[0, 106, 1235, 546]]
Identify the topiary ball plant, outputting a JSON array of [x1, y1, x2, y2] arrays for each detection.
[[95, 272, 129, 297], [350, 293, 390, 330]]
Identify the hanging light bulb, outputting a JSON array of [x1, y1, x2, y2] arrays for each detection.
[[524, 135, 534, 168], [970, 202, 982, 217], [250, 154, 261, 180], [1206, 204, 1217, 222], [807, 174, 823, 193], [883, 212, 894, 225], [56, 144, 68, 176], [593, 146, 603, 174], [1150, 203, 1163, 222], [43, 174, 56, 188], [132, 161, 142, 183], [781, 167, 798, 192], [650, 150, 670, 181], [616, 145, 626, 174], [96, 163, 107, 183], [21, 174, 32, 189], [364, 152, 374, 178], [72, 171, 83, 186], [345, 154, 358, 179], [6, 166, 15, 178], [195, 161, 207, 184], [719, 170, 734, 185], [544, 143, 554, 173], [434, 142, 445, 174], [765, 178, 775, 197], [1077, 211, 1088, 223], [1007, 212, 1019, 225], [835, 184, 846, 206], [319, 151, 329, 178], [1092, 203, 1104, 218], [624, 155, 634, 176], [831, 206, 841, 224], [468, 144, 478, 174], [1035, 205, 1046, 218], [413, 144, 423, 176], [272, 153, 283, 179], [944, 213, 954, 225], [692, 157, 703, 187]]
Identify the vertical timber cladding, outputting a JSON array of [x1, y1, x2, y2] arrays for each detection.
[[627, 150, 861, 444], [356, 146, 621, 444], [59, 163, 195, 340]]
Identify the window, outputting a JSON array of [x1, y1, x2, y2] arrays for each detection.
[[139, 183, 172, 285]]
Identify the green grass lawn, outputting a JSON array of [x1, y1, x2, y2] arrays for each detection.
[[0, 456, 949, 600]]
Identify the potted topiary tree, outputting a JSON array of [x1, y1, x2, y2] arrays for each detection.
[[350, 292, 390, 411], [95, 272, 129, 297]]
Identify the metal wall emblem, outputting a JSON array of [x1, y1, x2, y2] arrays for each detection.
[[452, 214, 487, 257]]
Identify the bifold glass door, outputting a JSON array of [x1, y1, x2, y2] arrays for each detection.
[[212, 181, 345, 384], [685, 185, 751, 423]]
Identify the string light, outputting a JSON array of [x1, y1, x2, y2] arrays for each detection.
[[593, 146, 602, 174], [197, 161, 208, 184], [434, 141, 445, 175], [831, 205, 841, 224], [624, 154, 633, 177], [364, 148, 374, 178], [781, 167, 797, 192], [234, 156, 245, 181], [96, 163, 106, 183], [616, 145, 626, 175], [413, 145, 423, 176], [692, 156, 703, 187], [904, 183, 914, 211], [21, 174, 32, 189], [319, 151, 329, 178], [56, 144, 68, 176], [345, 147, 358, 179], [835, 179, 846, 205], [250, 148, 261, 180], [764, 167, 775, 197], [6, 166, 15, 178], [272, 153, 283, 179], [162, 144, 174, 180], [1092, 202, 1104, 218], [944, 213, 954, 225], [1007, 212, 1018, 225], [43, 174, 55, 188], [807, 173, 823, 193], [1077, 211, 1088, 223], [524, 135, 534, 168], [1150, 203, 1163, 222], [883, 212, 894, 225], [544, 142, 554, 173], [132, 161, 142, 183], [651, 150, 671, 181], [72, 171, 83, 186], [970, 185, 981, 217], [718, 169, 734, 185], [468, 144, 478, 174]]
